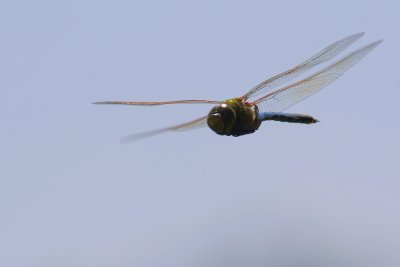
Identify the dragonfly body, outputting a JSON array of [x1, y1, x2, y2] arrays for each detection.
[[207, 98, 318, 136], [93, 33, 382, 143]]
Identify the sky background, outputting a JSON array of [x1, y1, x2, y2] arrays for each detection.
[[1, 0, 399, 266]]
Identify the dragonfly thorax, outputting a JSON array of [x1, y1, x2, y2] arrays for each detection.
[[207, 98, 261, 136]]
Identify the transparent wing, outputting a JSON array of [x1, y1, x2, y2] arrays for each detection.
[[253, 40, 382, 113], [120, 116, 208, 144], [93, 99, 221, 106], [241, 32, 365, 99]]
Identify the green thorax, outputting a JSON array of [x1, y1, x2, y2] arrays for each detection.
[[207, 98, 261, 136]]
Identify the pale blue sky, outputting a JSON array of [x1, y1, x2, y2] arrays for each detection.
[[1, 1, 399, 266]]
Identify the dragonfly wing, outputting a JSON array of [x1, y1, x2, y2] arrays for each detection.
[[93, 100, 221, 106], [120, 116, 208, 144], [241, 32, 365, 99], [254, 40, 382, 113]]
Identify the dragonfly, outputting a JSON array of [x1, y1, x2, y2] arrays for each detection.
[[94, 33, 382, 143]]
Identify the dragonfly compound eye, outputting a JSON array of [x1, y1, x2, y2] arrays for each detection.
[[207, 104, 236, 135]]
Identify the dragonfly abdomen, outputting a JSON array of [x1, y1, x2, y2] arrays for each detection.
[[259, 112, 318, 124]]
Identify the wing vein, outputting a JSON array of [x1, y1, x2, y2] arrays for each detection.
[[253, 40, 382, 112], [242, 32, 365, 99]]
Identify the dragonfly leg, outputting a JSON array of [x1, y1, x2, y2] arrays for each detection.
[[258, 112, 318, 124]]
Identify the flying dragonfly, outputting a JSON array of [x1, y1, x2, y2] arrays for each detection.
[[94, 33, 382, 143]]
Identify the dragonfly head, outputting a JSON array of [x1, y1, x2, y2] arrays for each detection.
[[207, 103, 237, 135]]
